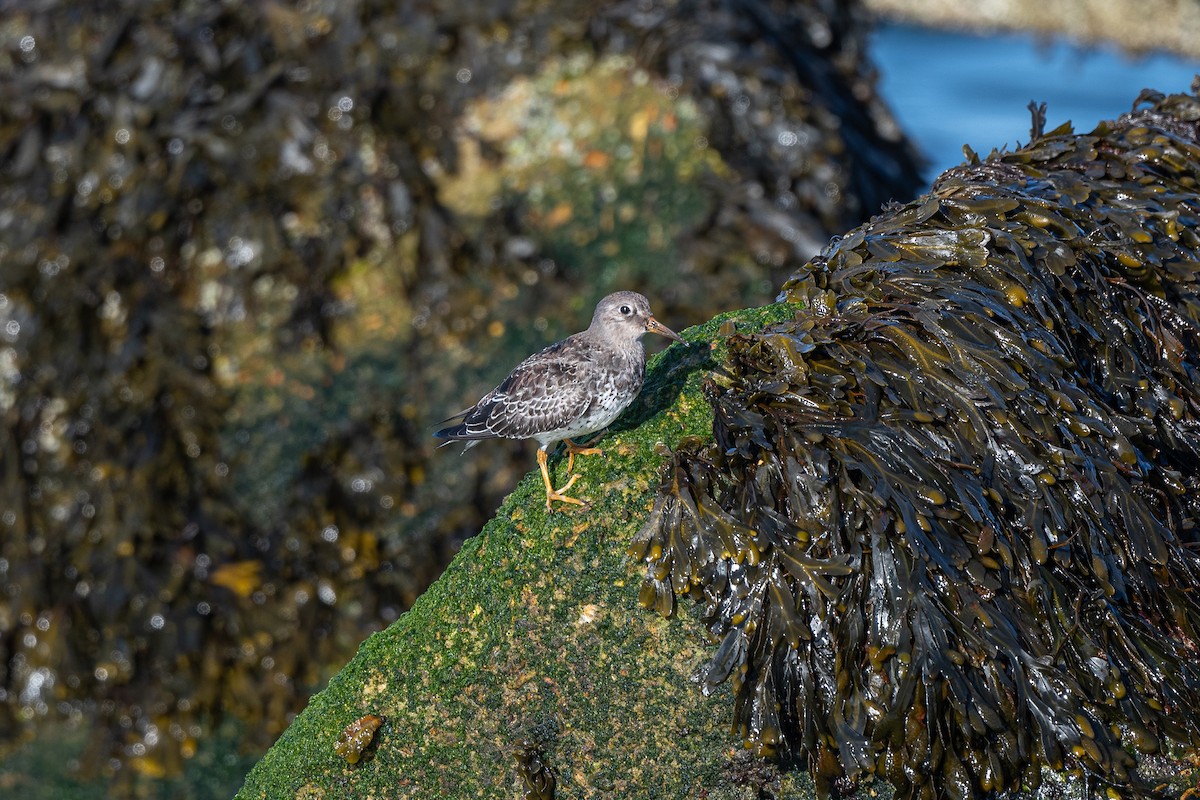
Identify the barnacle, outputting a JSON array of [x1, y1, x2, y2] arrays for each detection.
[[334, 714, 383, 765], [632, 88, 1200, 798]]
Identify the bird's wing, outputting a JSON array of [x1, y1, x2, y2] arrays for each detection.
[[437, 337, 599, 442], [479, 343, 600, 439]]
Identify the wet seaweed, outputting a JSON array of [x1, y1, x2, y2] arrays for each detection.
[[630, 86, 1200, 798], [515, 740, 557, 800]]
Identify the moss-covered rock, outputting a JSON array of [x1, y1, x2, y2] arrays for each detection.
[[235, 303, 836, 800]]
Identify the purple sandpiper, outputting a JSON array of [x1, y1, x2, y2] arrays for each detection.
[[434, 291, 682, 509]]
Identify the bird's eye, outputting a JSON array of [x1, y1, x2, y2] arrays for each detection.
[[619, 305, 632, 315]]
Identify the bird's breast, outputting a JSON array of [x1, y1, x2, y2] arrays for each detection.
[[590, 348, 645, 411]]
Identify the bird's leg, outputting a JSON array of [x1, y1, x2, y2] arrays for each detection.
[[563, 434, 605, 474], [537, 448, 586, 509]]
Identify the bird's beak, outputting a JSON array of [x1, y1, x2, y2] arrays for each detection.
[[645, 316, 683, 343]]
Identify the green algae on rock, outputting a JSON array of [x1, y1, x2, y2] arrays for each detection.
[[631, 87, 1200, 799], [234, 304, 818, 800]]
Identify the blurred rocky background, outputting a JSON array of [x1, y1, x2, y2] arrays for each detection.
[[0, 0, 923, 795]]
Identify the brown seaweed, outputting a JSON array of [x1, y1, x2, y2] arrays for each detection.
[[631, 86, 1200, 798], [515, 740, 557, 800]]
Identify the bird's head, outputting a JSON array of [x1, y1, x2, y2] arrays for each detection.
[[590, 291, 683, 345]]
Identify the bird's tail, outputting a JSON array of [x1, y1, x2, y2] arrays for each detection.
[[432, 422, 481, 453]]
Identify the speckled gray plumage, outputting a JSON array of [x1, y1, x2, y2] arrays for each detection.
[[435, 291, 680, 453]]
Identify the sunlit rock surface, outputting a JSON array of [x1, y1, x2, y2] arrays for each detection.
[[866, 0, 1200, 58]]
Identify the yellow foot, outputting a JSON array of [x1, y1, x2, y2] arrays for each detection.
[[545, 474, 587, 510], [563, 436, 605, 473], [538, 449, 588, 510]]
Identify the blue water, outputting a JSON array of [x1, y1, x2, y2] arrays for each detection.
[[871, 23, 1200, 184]]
